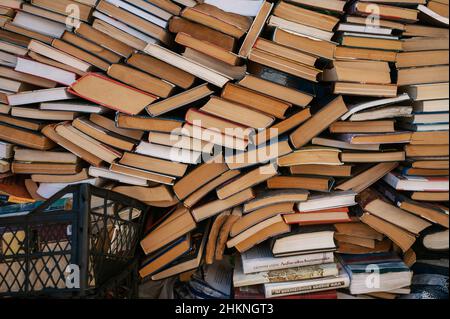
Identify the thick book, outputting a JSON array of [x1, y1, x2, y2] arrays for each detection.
[[69, 73, 158, 115], [264, 269, 350, 298], [241, 242, 335, 274], [233, 259, 339, 288]]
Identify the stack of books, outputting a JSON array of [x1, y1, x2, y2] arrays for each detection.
[[0, 0, 448, 300]]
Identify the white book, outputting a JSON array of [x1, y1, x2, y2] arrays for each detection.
[[136, 141, 202, 165], [7, 87, 75, 106], [40, 101, 107, 114], [241, 243, 335, 274], [0, 141, 13, 159], [88, 166, 148, 186], [297, 191, 358, 212], [124, 0, 172, 21], [264, 270, 350, 298], [28, 40, 92, 72], [338, 23, 393, 35], [343, 32, 400, 40], [37, 178, 98, 199], [418, 4, 449, 26], [342, 93, 411, 120], [383, 172, 449, 192], [14, 58, 77, 86], [92, 11, 158, 45], [269, 16, 334, 41], [203, 0, 264, 16], [234, 258, 339, 288], [105, 0, 168, 28], [12, 11, 67, 38], [144, 44, 230, 88]]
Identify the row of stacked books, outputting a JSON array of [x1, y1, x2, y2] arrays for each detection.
[[0, 0, 448, 299]]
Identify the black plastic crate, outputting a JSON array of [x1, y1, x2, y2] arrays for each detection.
[[0, 184, 148, 298]]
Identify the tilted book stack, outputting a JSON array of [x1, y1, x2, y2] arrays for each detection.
[[0, 0, 448, 299]]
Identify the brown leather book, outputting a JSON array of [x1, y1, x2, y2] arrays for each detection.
[[169, 17, 236, 51]]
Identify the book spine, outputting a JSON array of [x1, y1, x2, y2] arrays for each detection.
[[243, 252, 334, 274], [264, 277, 350, 298]]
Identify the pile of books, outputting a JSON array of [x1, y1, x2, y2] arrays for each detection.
[[0, 0, 448, 299]]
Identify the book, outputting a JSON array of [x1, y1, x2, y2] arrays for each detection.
[[0, 122, 55, 150], [139, 234, 191, 279], [239, 1, 273, 57], [273, 1, 340, 32], [176, 32, 241, 66], [173, 156, 228, 200], [14, 58, 77, 87], [28, 40, 92, 73], [96, 0, 171, 44], [267, 176, 335, 193], [249, 48, 322, 83], [181, 3, 252, 38], [278, 147, 342, 167], [169, 17, 236, 51], [384, 172, 449, 191], [146, 84, 213, 117], [264, 269, 350, 298], [112, 185, 176, 203], [297, 191, 357, 213], [238, 75, 313, 107], [271, 226, 337, 257], [244, 190, 310, 213], [144, 44, 230, 87], [228, 214, 291, 253], [200, 96, 276, 129], [233, 259, 339, 288], [241, 242, 335, 275], [358, 189, 432, 236], [140, 206, 197, 255], [273, 28, 336, 60], [290, 96, 349, 149], [106, 64, 176, 98], [284, 208, 351, 226], [191, 188, 256, 222], [69, 73, 158, 115], [7, 87, 74, 106], [340, 253, 413, 295], [337, 162, 399, 193], [230, 203, 295, 237], [151, 220, 211, 281], [119, 152, 188, 177]]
